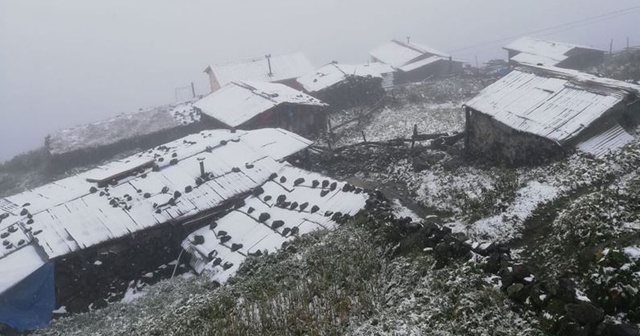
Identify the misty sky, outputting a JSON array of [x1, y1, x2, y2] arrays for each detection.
[[1, 0, 639, 162]]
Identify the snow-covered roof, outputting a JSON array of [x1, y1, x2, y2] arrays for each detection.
[[181, 165, 368, 282], [465, 66, 640, 145], [504, 37, 604, 67], [296, 63, 383, 93], [194, 81, 326, 128], [398, 55, 447, 72], [577, 123, 634, 157], [205, 52, 314, 88], [47, 101, 200, 156], [0, 128, 312, 295], [370, 39, 449, 67]]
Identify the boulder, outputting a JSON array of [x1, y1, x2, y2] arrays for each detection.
[[604, 323, 640, 336], [565, 302, 604, 326]]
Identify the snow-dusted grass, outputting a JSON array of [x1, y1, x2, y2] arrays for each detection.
[[348, 256, 542, 336], [333, 103, 464, 147]]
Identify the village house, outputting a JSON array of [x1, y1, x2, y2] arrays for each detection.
[[296, 63, 387, 109], [181, 164, 368, 283], [0, 128, 313, 330], [194, 81, 329, 138], [204, 52, 314, 93], [370, 39, 464, 83], [504, 37, 605, 70], [464, 65, 640, 165], [45, 100, 204, 168]]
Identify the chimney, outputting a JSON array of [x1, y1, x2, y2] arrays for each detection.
[[198, 157, 205, 177], [266, 54, 273, 77]]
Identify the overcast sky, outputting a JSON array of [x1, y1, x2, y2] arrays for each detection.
[[1, 0, 639, 162]]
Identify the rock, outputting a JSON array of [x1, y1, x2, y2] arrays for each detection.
[[506, 283, 527, 302], [604, 323, 640, 336], [546, 298, 566, 316], [558, 277, 578, 303], [565, 302, 604, 325], [557, 321, 588, 336], [484, 252, 501, 273], [511, 264, 532, 283]]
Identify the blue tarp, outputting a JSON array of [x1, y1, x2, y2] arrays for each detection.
[[0, 262, 55, 331]]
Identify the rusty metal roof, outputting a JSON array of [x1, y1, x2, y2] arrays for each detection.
[[465, 66, 640, 145]]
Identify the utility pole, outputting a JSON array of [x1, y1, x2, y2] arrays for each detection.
[[627, 37, 630, 50], [610, 39, 614, 55], [190, 82, 196, 99], [266, 54, 273, 77]]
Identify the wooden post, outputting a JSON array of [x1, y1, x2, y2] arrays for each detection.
[[610, 39, 614, 55], [361, 131, 367, 143], [411, 124, 417, 150], [191, 82, 196, 98], [627, 37, 630, 50]]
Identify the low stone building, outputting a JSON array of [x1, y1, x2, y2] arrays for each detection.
[[0, 128, 312, 330], [194, 81, 328, 138], [204, 52, 314, 93], [370, 39, 464, 83], [464, 65, 640, 165], [296, 63, 386, 109], [504, 37, 605, 70]]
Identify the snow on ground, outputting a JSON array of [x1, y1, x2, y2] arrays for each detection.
[[392, 199, 422, 222], [449, 181, 559, 241], [121, 281, 148, 304], [414, 166, 495, 213], [624, 246, 640, 260], [333, 102, 464, 147]]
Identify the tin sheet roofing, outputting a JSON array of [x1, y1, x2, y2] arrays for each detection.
[[370, 39, 449, 67], [398, 55, 447, 72], [296, 63, 382, 93], [504, 37, 603, 67], [194, 81, 326, 128], [465, 66, 640, 144], [0, 128, 311, 295], [181, 165, 369, 281], [47, 101, 200, 156], [577, 123, 634, 157], [206, 52, 314, 88]]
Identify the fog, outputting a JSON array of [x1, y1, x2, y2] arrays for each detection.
[[1, 0, 638, 162]]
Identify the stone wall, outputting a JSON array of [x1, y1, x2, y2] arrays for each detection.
[[465, 107, 563, 165]]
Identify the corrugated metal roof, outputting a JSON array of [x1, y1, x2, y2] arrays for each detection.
[[370, 39, 449, 67], [181, 165, 368, 281], [504, 37, 603, 67], [465, 66, 640, 144], [296, 63, 382, 93], [577, 123, 634, 157], [206, 52, 314, 88], [47, 101, 200, 156], [398, 55, 446, 72], [0, 128, 311, 295], [194, 81, 326, 128]]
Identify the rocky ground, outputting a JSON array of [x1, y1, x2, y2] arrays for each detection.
[[14, 74, 640, 335]]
